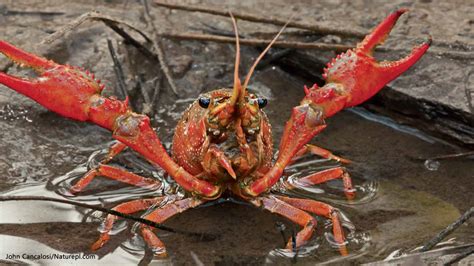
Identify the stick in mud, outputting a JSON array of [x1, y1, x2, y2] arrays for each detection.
[[141, 0, 179, 97], [153, 2, 473, 60], [443, 245, 474, 265], [420, 207, 474, 252], [39, 10, 177, 98], [0, 195, 217, 240], [107, 39, 128, 101], [153, 0, 365, 38]]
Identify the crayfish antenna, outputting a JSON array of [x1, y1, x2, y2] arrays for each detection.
[[241, 16, 293, 94], [229, 12, 242, 107]]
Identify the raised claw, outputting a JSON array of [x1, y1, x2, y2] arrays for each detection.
[[241, 9, 430, 197], [0, 40, 105, 122], [321, 9, 431, 109], [0, 40, 221, 199]]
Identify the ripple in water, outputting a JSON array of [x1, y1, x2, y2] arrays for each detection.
[[268, 157, 378, 261], [45, 141, 378, 261], [48, 143, 182, 255]]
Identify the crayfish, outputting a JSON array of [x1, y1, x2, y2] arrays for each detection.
[[0, 9, 429, 257]]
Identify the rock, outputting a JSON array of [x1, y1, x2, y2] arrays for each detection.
[[168, 54, 193, 78]]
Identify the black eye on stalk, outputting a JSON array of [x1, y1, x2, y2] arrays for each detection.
[[257, 98, 267, 108], [199, 97, 211, 108]]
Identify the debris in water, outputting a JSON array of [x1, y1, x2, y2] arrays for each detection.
[[424, 159, 440, 171]]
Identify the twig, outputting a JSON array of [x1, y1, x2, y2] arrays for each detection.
[[160, 32, 352, 52], [41, 12, 94, 45], [275, 221, 288, 247], [421, 207, 474, 252], [161, 32, 474, 60], [137, 74, 153, 115], [41, 11, 151, 46], [153, 2, 473, 60], [103, 22, 157, 61], [141, 0, 179, 96], [153, 1, 365, 38], [0, 195, 216, 239], [150, 76, 162, 108], [0, 6, 64, 16], [291, 229, 298, 263], [414, 151, 474, 161], [465, 70, 474, 114], [107, 39, 128, 101], [444, 245, 474, 265], [40, 10, 178, 98]]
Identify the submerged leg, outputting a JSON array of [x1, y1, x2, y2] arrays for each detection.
[[102, 141, 128, 164], [275, 195, 348, 256], [250, 195, 317, 250], [139, 197, 205, 257], [70, 164, 160, 194], [289, 167, 355, 200], [292, 144, 352, 164], [91, 197, 165, 250]]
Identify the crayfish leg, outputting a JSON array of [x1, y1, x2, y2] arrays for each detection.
[[275, 196, 348, 256], [91, 197, 165, 251], [288, 167, 355, 200], [139, 197, 205, 257], [250, 196, 317, 251], [70, 164, 161, 194], [102, 141, 128, 164], [292, 144, 352, 164]]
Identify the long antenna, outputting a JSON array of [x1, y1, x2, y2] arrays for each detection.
[[229, 12, 241, 105], [242, 17, 292, 93]]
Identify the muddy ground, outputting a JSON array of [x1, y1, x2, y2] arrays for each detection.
[[0, 0, 473, 265]]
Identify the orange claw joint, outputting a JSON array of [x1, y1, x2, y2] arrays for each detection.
[[244, 9, 430, 197]]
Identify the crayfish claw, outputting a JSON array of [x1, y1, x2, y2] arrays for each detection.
[[356, 9, 408, 55], [0, 40, 55, 72], [377, 37, 431, 81], [0, 71, 38, 97]]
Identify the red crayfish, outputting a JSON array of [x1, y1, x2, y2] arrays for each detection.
[[0, 10, 429, 257]]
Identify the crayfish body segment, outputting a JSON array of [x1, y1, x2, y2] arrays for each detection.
[[0, 9, 429, 257]]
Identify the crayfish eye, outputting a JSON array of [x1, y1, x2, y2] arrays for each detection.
[[257, 98, 267, 108], [199, 97, 211, 108]]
